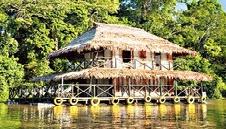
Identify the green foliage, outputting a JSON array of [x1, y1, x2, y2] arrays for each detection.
[[0, 56, 24, 101], [0, 76, 9, 102], [204, 39, 222, 57], [0, 56, 24, 87], [51, 58, 73, 72], [0, 0, 121, 80], [174, 54, 212, 74], [119, 0, 177, 37], [0, 12, 18, 57], [0, 104, 21, 128], [210, 76, 226, 99], [0, 10, 24, 101]]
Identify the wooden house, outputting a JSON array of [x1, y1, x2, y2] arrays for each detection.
[[34, 23, 212, 106]]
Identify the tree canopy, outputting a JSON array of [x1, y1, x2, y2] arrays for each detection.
[[0, 0, 225, 101]]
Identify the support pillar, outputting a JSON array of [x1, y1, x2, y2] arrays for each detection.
[[128, 78, 131, 97], [174, 80, 178, 96], [160, 77, 162, 96], [201, 82, 203, 93]]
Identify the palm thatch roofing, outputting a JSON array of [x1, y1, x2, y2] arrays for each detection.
[[49, 23, 196, 59], [33, 68, 212, 82]]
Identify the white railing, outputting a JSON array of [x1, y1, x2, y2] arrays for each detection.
[[74, 57, 174, 70]]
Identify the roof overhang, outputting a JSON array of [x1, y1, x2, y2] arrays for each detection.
[[33, 68, 212, 82], [48, 23, 197, 59]]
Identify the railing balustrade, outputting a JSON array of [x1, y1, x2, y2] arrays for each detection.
[[9, 84, 203, 100], [71, 57, 176, 70]]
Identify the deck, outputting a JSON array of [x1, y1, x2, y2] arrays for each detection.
[[9, 83, 206, 106]]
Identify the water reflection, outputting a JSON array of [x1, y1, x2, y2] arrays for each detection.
[[201, 104, 207, 120], [112, 105, 120, 118], [174, 104, 181, 118], [90, 105, 100, 118], [53, 106, 63, 119], [70, 106, 78, 118], [186, 104, 196, 120], [126, 105, 135, 118], [0, 104, 21, 128], [1, 101, 226, 128], [159, 104, 167, 119]]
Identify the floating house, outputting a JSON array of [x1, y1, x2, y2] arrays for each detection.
[[33, 23, 212, 106]]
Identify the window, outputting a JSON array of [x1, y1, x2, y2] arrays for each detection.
[[166, 53, 172, 61], [98, 50, 104, 58], [154, 53, 161, 66], [139, 50, 146, 59], [122, 50, 131, 63]]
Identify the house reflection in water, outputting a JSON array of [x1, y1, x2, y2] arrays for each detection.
[[15, 104, 209, 128], [2, 100, 226, 128], [52, 104, 208, 128]]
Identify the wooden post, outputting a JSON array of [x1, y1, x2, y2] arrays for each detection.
[[201, 82, 203, 93], [91, 52, 94, 67], [61, 77, 64, 86], [174, 80, 178, 96], [113, 78, 117, 97], [145, 79, 148, 97], [128, 78, 131, 97], [160, 53, 162, 70], [152, 60, 154, 70], [90, 77, 94, 97], [115, 57, 117, 68], [76, 83, 79, 97], [93, 80, 96, 97], [72, 84, 74, 97], [160, 77, 162, 96], [201, 81, 203, 97], [61, 77, 64, 97], [131, 49, 134, 62], [134, 59, 137, 69]]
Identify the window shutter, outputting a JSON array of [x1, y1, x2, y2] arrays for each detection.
[[139, 50, 146, 58]]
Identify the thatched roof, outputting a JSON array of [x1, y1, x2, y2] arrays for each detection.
[[33, 68, 212, 82], [49, 23, 196, 59]]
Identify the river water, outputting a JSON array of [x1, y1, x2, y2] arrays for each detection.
[[0, 100, 225, 129]]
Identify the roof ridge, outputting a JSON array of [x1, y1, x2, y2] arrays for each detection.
[[94, 22, 165, 41], [94, 22, 144, 31]]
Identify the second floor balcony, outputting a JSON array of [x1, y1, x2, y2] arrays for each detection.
[[70, 57, 175, 71]]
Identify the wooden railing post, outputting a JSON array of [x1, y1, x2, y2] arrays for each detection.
[[128, 78, 131, 97], [115, 57, 117, 68], [134, 59, 137, 69], [160, 79, 162, 96], [93, 85, 96, 97], [174, 80, 178, 96]]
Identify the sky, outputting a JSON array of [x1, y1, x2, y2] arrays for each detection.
[[176, 0, 226, 11], [219, 0, 226, 11]]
